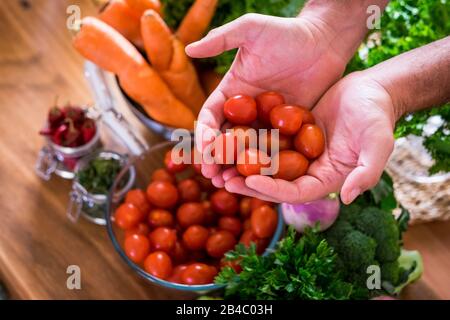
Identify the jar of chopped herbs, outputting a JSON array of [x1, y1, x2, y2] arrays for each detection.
[[67, 151, 135, 225]]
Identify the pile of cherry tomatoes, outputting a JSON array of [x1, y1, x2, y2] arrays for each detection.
[[213, 91, 325, 181], [114, 149, 279, 285]]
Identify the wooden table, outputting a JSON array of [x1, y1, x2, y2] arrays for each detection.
[[0, 0, 448, 300]]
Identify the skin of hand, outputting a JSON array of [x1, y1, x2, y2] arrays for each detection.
[[186, 11, 371, 186]]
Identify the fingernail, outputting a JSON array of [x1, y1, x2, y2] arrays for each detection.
[[347, 188, 361, 204]]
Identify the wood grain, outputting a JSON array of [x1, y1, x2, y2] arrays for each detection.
[[0, 0, 448, 300]]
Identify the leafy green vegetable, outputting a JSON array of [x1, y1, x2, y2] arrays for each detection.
[[77, 158, 123, 194], [347, 0, 450, 173], [215, 227, 362, 300]]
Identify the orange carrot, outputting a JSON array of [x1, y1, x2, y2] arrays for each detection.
[[124, 0, 163, 16], [141, 10, 206, 115], [73, 17, 195, 129], [98, 0, 143, 48], [176, 0, 218, 45]]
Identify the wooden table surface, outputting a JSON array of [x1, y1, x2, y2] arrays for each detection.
[[0, 0, 448, 300]]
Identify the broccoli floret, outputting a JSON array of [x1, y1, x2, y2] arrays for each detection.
[[339, 230, 377, 271], [338, 203, 361, 225], [354, 207, 400, 263], [324, 220, 354, 248], [381, 261, 400, 285]]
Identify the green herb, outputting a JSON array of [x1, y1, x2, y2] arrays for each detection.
[[215, 227, 360, 300], [347, 0, 450, 173], [77, 158, 123, 194]]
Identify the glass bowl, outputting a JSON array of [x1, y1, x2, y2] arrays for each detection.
[[105, 141, 285, 293]]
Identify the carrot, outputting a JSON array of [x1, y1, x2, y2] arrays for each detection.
[[141, 10, 205, 115], [98, 0, 143, 48], [73, 17, 195, 129], [124, 0, 162, 16], [176, 0, 218, 45]]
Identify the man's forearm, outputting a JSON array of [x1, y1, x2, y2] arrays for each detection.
[[366, 36, 450, 120], [299, 0, 389, 62]]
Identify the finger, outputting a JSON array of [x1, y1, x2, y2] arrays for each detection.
[[222, 167, 239, 181], [225, 176, 279, 202], [185, 14, 258, 58], [245, 175, 336, 204], [212, 174, 225, 188], [341, 133, 394, 204]]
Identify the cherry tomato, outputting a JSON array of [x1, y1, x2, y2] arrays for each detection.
[[250, 198, 272, 211], [192, 163, 202, 175], [239, 230, 269, 254], [213, 131, 238, 164], [218, 216, 242, 237], [181, 263, 218, 285], [171, 241, 189, 264], [115, 203, 146, 230], [294, 124, 325, 159], [151, 168, 175, 183], [206, 230, 237, 258], [144, 251, 173, 280], [177, 178, 201, 202], [236, 148, 271, 177], [255, 91, 285, 125], [176, 202, 205, 228], [220, 258, 242, 273], [273, 150, 309, 181], [194, 175, 215, 192], [124, 234, 150, 263], [270, 104, 303, 135], [299, 106, 315, 124], [239, 197, 252, 219], [125, 189, 151, 215], [258, 131, 293, 153], [210, 189, 239, 216], [148, 209, 174, 228], [164, 149, 188, 173], [168, 264, 188, 283], [202, 200, 217, 225], [125, 223, 150, 238], [243, 218, 251, 230], [182, 225, 210, 250], [149, 227, 177, 252], [233, 125, 255, 151], [146, 181, 179, 209], [251, 205, 277, 238], [223, 94, 257, 125]]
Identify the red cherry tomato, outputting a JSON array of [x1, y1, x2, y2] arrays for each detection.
[[151, 168, 175, 183], [144, 251, 173, 280], [270, 104, 303, 135], [192, 163, 202, 175], [250, 198, 272, 211], [299, 106, 315, 124], [255, 91, 285, 125], [206, 230, 237, 258], [176, 202, 205, 228], [177, 178, 201, 202], [251, 205, 278, 238], [171, 241, 189, 264], [223, 94, 257, 125], [181, 263, 218, 285], [218, 216, 242, 237], [239, 197, 252, 219], [164, 149, 188, 173], [182, 225, 210, 250], [125, 223, 151, 238], [236, 148, 271, 177], [239, 229, 269, 254], [273, 150, 309, 181], [294, 124, 325, 159], [213, 131, 238, 164], [168, 264, 188, 283], [242, 218, 251, 230], [124, 234, 150, 263], [149, 227, 177, 252], [146, 181, 179, 209], [194, 175, 215, 192], [148, 209, 174, 228], [125, 189, 151, 215], [258, 131, 293, 153], [220, 258, 242, 273], [233, 125, 254, 151], [202, 200, 217, 225], [115, 203, 146, 230], [210, 189, 239, 216]]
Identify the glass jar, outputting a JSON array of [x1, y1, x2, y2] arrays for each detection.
[[67, 150, 136, 225]]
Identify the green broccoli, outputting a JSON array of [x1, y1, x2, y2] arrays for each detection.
[[323, 204, 422, 298]]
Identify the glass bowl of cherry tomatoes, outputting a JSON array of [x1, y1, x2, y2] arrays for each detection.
[[105, 141, 284, 293]]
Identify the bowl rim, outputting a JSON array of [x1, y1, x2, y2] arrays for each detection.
[[105, 141, 285, 292]]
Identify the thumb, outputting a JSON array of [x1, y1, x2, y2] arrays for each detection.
[[185, 13, 260, 58], [340, 132, 394, 204]]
